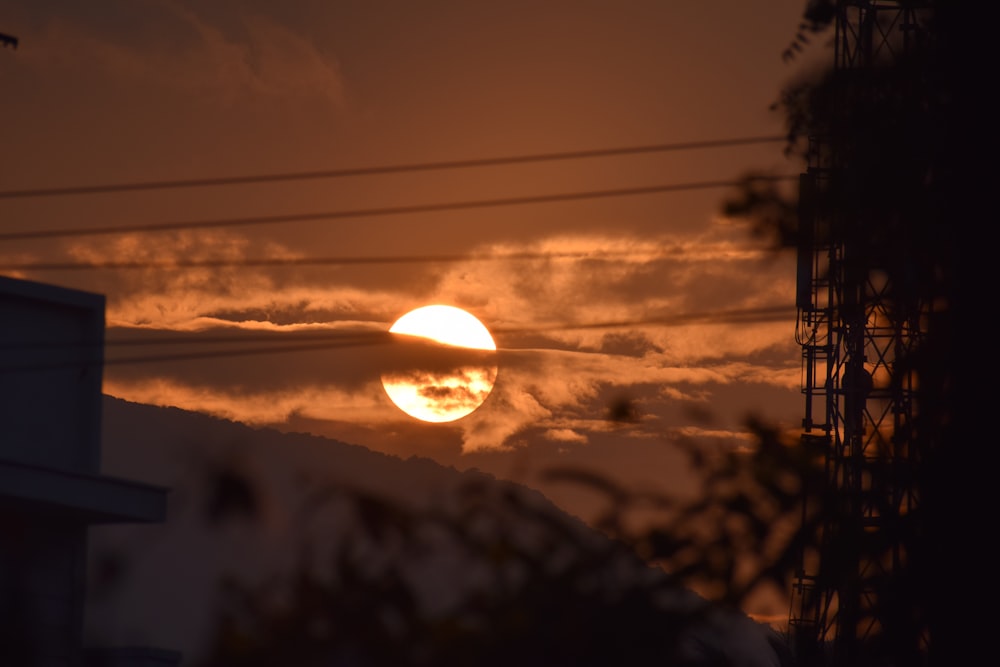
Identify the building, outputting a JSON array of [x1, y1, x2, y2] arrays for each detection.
[[0, 275, 178, 666]]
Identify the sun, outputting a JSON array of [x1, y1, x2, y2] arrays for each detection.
[[381, 305, 498, 423]]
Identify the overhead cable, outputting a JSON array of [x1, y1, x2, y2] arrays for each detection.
[[0, 135, 786, 200], [0, 174, 795, 242], [0, 305, 794, 371], [2, 249, 672, 272]]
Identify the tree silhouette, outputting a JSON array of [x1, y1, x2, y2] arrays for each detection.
[[191, 473, 786, 667], [718, 1, 981, 665]]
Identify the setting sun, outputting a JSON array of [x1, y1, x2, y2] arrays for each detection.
[[388, 305, 497, 351], [382, 305, 498, 422]]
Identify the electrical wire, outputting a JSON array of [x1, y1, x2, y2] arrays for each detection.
[[0, 135, 786, 200], [0, 305, 794, 373], [0, 175, 794, 242], [0, 134, 796, 370], [1, 249, 672, 272], [0, 337, 391, 374]]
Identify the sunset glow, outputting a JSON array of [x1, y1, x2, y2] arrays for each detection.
[[388, 305, 497, 351], [382, 305, 498, 422]]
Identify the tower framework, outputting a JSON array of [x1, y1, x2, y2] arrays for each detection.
[[787, 2, 934, 665]]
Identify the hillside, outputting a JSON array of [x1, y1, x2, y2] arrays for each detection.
[[86, 396, 788, 666]]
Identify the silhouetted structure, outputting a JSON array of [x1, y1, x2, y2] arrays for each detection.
[[787, 2, 935, 666], [0, 276, 177, 666]]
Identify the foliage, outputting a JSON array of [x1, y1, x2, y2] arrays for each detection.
[[192, 473, 772, 667], [717, 1, 978, 665], [545, 418, 826, 614]]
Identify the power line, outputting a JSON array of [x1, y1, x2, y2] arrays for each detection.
[[97, 304, 789, 345], [0, 336, 393, 374], [0, 175, 795, 242], [0, 330, 386, 355], [103, 335, 389, 366], [0, 135, 786, 200], [495, 305, 794, 334], [1, 249, 670, 272], [0, 305, 794, 372]]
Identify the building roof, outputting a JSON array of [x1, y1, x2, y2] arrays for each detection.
[[0, 457, 168, 524]]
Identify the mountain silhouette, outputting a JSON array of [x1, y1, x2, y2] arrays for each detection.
[[86, 395, 789, 666]]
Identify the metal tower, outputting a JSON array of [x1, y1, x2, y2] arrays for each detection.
[[787, 2, 933, 665]]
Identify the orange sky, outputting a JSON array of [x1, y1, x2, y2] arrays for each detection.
[[0, 0, 819, 621]]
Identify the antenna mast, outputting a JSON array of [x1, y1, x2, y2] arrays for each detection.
[[788, 2, 934, 665]]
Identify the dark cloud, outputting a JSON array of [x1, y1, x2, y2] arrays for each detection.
[[103, 325, 391, 391], [376, 335, 498, 376], [598, 331, 663, 357]]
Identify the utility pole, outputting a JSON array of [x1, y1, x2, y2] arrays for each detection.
[[787, 2, 933, 666]]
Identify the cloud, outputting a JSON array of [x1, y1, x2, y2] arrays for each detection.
[[674, 425, 759, 443], [33, 225, 795, 353], [37, 231, 402, 329], [543, 428, 588, 444], [43, 224, 801, 455], [168, 6, 346, 107], [103, 375, 393, 426], [446, 348, 799, 454], [101, 339, 798, 455], [19, 2, 345, 108], [458, 383, 553, 453]]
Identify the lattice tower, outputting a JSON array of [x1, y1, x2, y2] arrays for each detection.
[[787, 2, 934, 665]]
